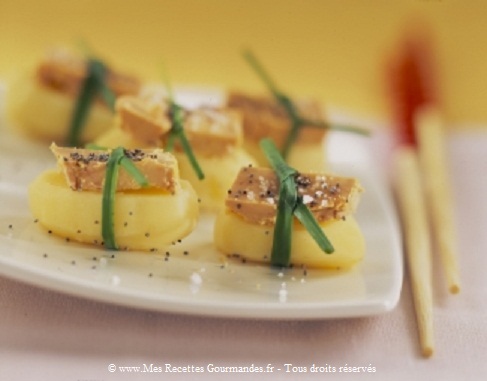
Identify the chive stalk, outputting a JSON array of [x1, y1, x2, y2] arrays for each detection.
[[101, 147, 149, 250], [120, 157, 149, 187], [67, 58, 116, 147], [85, 143, 149, 187], [271, 189, 295, 267], [162, 69, 205, 180], [294, 202, 334, 253], [260, 138, 334, 267], [102, 147, 125, 250]]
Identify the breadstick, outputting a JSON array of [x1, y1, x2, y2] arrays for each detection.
[[415, 106, 460, 294], [394, 147, 434, 357]]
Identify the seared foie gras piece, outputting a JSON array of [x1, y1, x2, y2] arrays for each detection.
[[227, 92, 327, 171], [180, 106, 243, 156], [115, 95, 172, 146], [214, 166, 365, 269], [50, 143, 179, 192], [111, 95, 242, 155], [226, 167, 362, 226], [37, 49, 140, 99]]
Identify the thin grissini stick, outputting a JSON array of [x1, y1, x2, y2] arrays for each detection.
[[415, 106, 461, 294], [394, 147, 434, 358]]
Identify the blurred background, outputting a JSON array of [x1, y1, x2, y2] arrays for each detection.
[[1, 0, 487, 128]]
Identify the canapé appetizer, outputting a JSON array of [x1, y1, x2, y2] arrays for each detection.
[[214, 139, 365, 269], [227, 91, 327, 171], [228, 50, 368, 171], [29, 144, 199, 251], [6, 48, 141, 145], [96, 94, 257, 211]]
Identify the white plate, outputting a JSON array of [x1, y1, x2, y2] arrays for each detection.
[[0, 87, 403, 319]]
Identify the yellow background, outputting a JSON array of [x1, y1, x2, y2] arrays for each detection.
[[1, 0, 487, 127]]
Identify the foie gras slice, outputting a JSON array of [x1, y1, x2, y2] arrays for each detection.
[[115, 95, 172, 146], [36, 48, 141, 99], [225, 166, 363, 226], [50, 143, 179, 193], [181, 107, 243, 156], [115, 95, 243, 156], [226, 91, 327, 148]]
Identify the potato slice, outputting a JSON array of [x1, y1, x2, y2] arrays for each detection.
[[6, 74, 113, 143], [243, 139, 327, 172], [94, 126, 148, 149], [214, 210, 365, 269], [29, 170, 199, 250], [174, 149, 256, 212]]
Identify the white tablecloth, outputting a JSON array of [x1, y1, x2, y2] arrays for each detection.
[[1, 131, 486, 380]]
